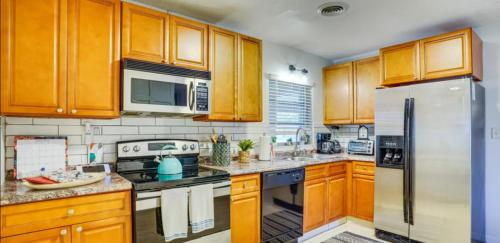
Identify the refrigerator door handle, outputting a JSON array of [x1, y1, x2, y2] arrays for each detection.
[[403, 98, 410, 224], [408, 98, 415, 225]]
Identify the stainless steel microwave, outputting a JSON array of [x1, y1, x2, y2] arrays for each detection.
[[122, 59, 211, 116]]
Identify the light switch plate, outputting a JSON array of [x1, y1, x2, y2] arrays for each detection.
[[492, 127, 500, 139]]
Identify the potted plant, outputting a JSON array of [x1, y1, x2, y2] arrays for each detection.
[[238, 139, 254, 163]]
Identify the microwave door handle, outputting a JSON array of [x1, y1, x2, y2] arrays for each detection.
[[188, 81, 195, 111]]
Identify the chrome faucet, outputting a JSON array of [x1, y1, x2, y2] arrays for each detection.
[[293, 128, 307, 157]]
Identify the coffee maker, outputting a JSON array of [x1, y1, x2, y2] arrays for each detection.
[[316, 133, 342, 154]]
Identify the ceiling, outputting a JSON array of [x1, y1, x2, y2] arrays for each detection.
[[136, 0, 500, 60]]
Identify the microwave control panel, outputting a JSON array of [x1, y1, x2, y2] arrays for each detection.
[[196, 83, 209, 112]]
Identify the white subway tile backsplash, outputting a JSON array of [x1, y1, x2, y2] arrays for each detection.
[[155, 117, 185, 126], [155, 134, 185, 139], [5, 158, 14, 170], [67, 136, 82, 145], [103, 144, 117, 153], [5, 136, 15, 146], [199, 127, 221, 134], [33, 118, 80, 125], [5, 117, 33, 125], [121, 117, 155, 126], [6, 125, 58, 135], [68, 145, 87, 155], [81, 118, 121, 126], [139, 126, 170, 135], [68, 155, 86, 165], [185, 120, 211, 127], [211, 122, 234, 127], [59, 126, 83, 135], [92, 135, 122, 144], [5, 147, 14, 158], [104, 153, 117, 163], [121, 135, 155, 141], [102, 126, 138, 135], [171, 126, 198, 134]]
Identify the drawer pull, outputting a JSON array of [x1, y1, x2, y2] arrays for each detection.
[[243, 182, 249, 188], [76, 226, 83, 233], [67, 208, 75, 216], [60, 229, 67, 235], [71, 109, 77, 114], [56, 108, 63, 113]]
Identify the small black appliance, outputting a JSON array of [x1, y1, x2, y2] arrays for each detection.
[[316, 133, 342, 154]]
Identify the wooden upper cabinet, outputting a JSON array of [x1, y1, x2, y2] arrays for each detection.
[[71, 216, 131, 243], [237, 35, 262, 122], [304, 178, 327, 232], [323, 62, 353, 125], [67, 0, 120, 118], [380, 41, 420, 86], [420, 28, 482, 81], [121, 2, 168, 63], [1, 0, 67, 116], [353, 57, 379, 124], [230, 191, 260, 243], [206, 26, 238, 121], [169, 15, 208, 70], [0, 227, 71, 243]]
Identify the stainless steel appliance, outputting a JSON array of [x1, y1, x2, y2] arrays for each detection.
[[347, 139, 374, 155], [261, 168, 305, 243], [116, 139, 230, 243], [316, 133, 341, 154], [122, 59, 211, 116], [374, 78, 485, 242]]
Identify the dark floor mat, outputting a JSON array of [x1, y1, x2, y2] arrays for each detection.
[[322, 231, 383, 243]]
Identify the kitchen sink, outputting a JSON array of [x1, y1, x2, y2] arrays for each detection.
[[284, 156, 318, 162]]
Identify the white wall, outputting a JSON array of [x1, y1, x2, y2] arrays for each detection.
[[474, 23, 500, 243]]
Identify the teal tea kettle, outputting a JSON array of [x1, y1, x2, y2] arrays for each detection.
[[155, 145, 183, 181]]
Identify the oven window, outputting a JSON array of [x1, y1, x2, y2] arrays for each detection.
[[131, 78, 187, 106]]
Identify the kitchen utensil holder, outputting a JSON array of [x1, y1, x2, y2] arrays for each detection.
[[212, 143, 231, 167]]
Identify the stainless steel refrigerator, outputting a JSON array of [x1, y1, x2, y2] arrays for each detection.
[[374, 77, 485, 243]]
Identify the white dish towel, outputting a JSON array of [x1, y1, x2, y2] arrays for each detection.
[[189, 184, 215, 233], [161, 187, 189, 242]]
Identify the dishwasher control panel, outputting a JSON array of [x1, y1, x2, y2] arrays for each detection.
[[262, 168, 305, 190]]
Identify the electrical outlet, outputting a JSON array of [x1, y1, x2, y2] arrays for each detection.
[[92, 126, 102, 135], [492, 127, 500, 139]]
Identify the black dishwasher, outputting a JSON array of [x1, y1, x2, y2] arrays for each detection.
[[261, 168, 305, 243]]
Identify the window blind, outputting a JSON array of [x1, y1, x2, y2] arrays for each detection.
[[269, 79, 312, 141]]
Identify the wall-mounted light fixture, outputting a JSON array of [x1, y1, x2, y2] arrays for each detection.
[[289, 65, 308, 74]]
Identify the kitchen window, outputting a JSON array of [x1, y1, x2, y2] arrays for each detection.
[[269, 79, 312, 145]]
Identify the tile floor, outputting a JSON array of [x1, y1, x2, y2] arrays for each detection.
[[305, 218, 389, 243]]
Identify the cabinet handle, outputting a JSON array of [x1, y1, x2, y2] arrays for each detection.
[[60, 229, 67, 235], [76, 226, 83, 233], [56, 108, 63, 113], [67, 208, 75, 216], [71, 109, 77, 114], [243, 182, 248, 188]]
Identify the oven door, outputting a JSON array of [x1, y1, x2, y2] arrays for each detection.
[[123, 69, 195, 114], [134, 181, 231, 243]]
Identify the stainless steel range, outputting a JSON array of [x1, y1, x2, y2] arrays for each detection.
[[116, 139, 230, 243]]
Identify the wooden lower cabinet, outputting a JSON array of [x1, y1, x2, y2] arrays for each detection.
[[0, 191, 132, 243], [230, 174, 260, 243], [303, 178, 328, 232], [352, 174, 375, 221], [327, 174, 346, 222], [0, 227, 71, 243]]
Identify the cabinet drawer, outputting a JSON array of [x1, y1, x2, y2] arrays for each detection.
[[305, 164, 327, 181], [328, 163, 346, 176], [231, 174, 260, 195], [352, 162, 375, 176], [0, 191, 131, 237]]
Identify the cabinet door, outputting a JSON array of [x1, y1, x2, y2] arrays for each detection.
[[237, 35, 262, 122], [323, 62, 353, 125], [420, 28, 472, 80], [0, 226, 71, 243], [1, 0, 67, 116], [380, 41, 420, 86], [207, 26, 237, 121], [327, 174, 346, 222], [67, 0, 120, 118], [169, 15, 208, 70], [121, 2, 168, 63], [304, 178, 327, 232], [353, 57, 379, 124], [352, 175, 375, 222], [72, 216, 131, 243], [231, 191, 260, 243]]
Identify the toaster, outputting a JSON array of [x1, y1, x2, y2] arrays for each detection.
[[347, 139, 374, 155]]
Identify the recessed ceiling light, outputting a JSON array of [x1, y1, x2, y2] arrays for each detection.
[[317, 2, 349, 17]]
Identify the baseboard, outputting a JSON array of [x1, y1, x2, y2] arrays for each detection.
[[298, 217, 348, 242]]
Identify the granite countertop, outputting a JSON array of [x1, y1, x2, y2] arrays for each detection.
[[0, 173, 132, 206], [201, 153, 375, 176]]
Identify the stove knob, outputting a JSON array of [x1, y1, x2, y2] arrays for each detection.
[[182, 144, 188, 151], [190, 144, 196, 150], [133, 145, 141, 152], [122, 146, 130, 153]]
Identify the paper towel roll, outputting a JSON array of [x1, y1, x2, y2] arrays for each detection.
[[258, 135, 272, 161]]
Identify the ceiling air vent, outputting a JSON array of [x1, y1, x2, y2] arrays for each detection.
[[317, 2, 349, 17]]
